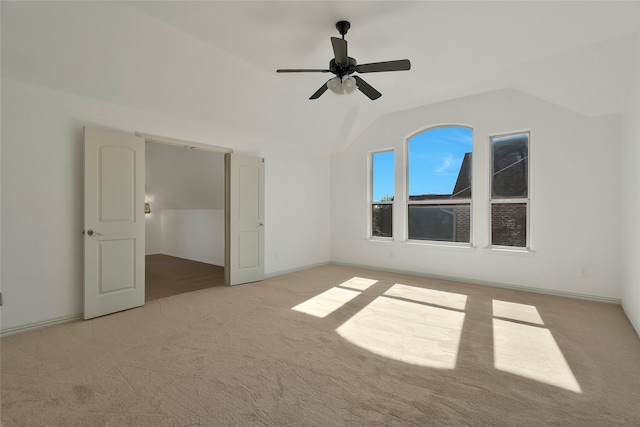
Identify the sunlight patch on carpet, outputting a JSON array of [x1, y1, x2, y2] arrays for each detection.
[[492, 300, 544, 325], [384, 284, 467, 310], [493, 318, 582, 393], [338, 277, 378, 291], [336, 296, 465, 369], [292, 287, 361, 318]]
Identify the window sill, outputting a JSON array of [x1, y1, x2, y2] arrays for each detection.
[[484, 246, 536, 256], [405, 241, 476, 252], [367, 237, 394, 243]]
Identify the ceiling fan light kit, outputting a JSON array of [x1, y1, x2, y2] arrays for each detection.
[[327, 75, 358, 95], [277, 20, 411, 100], [342, 75, 357, 94], [327, 76, 342, 93]]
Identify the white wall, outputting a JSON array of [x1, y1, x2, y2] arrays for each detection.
[[622, 18, 640, 335], [145, 142, 225, 211], [0, 47, 2, 332], [161, 209, 225, 266], [331, 88, 622, 300], [0, 78, 331, 332], [144, 202, 163, 255], [144, 141, 225, 263]]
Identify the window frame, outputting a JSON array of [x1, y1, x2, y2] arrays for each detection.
[[489, 130, 531, 250], [405, 125, 474, 246], [369, 148, 395, 240]]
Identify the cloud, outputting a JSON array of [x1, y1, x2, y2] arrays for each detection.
[[435, 155, 454, 173]]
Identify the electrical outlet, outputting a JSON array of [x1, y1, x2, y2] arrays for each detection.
[[579, 268, 589, 279]]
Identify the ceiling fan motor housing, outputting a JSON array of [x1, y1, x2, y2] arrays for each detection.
[[329, 57, 358, 77]]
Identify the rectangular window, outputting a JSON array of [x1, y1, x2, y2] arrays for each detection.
[[490, 132, 529, 248], [407, 126, 473, 243], [371, 150, 394, 238]]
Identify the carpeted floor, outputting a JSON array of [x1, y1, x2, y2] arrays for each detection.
[[1, 264, 639, 426], [145, 254, 225, 302]]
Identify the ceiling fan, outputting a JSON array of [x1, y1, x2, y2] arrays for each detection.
[[277, 21, 411, 100]]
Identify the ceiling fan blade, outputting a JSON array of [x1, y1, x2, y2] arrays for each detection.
[[309, 81, 329, 99], [277, 69, 330, 73], [355, 59, 411, 73], [331, 37, 348, 66], [353, 76, 381, 100]]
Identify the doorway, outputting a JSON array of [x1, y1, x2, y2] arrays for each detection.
[[144, 140, 226, 301], [83, 128, 265, 319], [145, 255, 225, 301]]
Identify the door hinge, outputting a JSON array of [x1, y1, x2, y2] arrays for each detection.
[[0, 292, 3, 307]]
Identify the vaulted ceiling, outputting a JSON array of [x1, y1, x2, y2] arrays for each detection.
[[2, 1, 638, 154]]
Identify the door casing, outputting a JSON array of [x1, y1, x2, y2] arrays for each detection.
[[84, 130, 265, 319]]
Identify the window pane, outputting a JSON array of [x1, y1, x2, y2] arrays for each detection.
[[492, 203, 527, 247], [408, 127, 472, 200], [372, 151, 394, 203], [372, 204, 393, 237], [492, 133, 528, 199], [408, 204, 470, 243]]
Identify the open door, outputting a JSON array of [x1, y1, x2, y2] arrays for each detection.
[[84, 127, 145, 319], [225, 154, 265, 285]]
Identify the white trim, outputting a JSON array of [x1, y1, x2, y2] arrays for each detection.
[[1, 313, 83, 337], [408, 199, 472, 206], [484, 246, 536, 256], [405, 240, 477, 252], [136, 132, 233, 154], [404, 122, 475, 142], [368, 236, 394, 243], [265, 261, 331, 279], [331, 261, 621, 304], [621, 302, 640, 338], [2, 265, 627, 337]]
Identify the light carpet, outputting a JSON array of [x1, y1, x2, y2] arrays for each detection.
[[2, 264, 639, 426]]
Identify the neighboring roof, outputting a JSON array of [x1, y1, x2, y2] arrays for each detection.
[[408, 152, 472, 202], [492, 136, 529, 199], [452, 153, 472, 199], [409, 135, 530, 202]]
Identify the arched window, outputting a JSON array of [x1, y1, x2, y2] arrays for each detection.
[[407, 126, 473, 243]]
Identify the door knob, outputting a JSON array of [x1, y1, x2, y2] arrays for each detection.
[[87, 229, 103, 236]]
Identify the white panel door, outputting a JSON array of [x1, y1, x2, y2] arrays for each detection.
[[226, 154, 265, 286], [84, 127, 145, 319]]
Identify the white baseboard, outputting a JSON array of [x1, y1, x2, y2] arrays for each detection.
[[331, 261, 622, 304], [3, 261, 626, 338], [1, 313, 83, 338], [621, 302, 640, 338], [265, 261, 331, 279]]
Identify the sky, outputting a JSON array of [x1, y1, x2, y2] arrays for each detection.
[[372, 126, 473, 201]]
